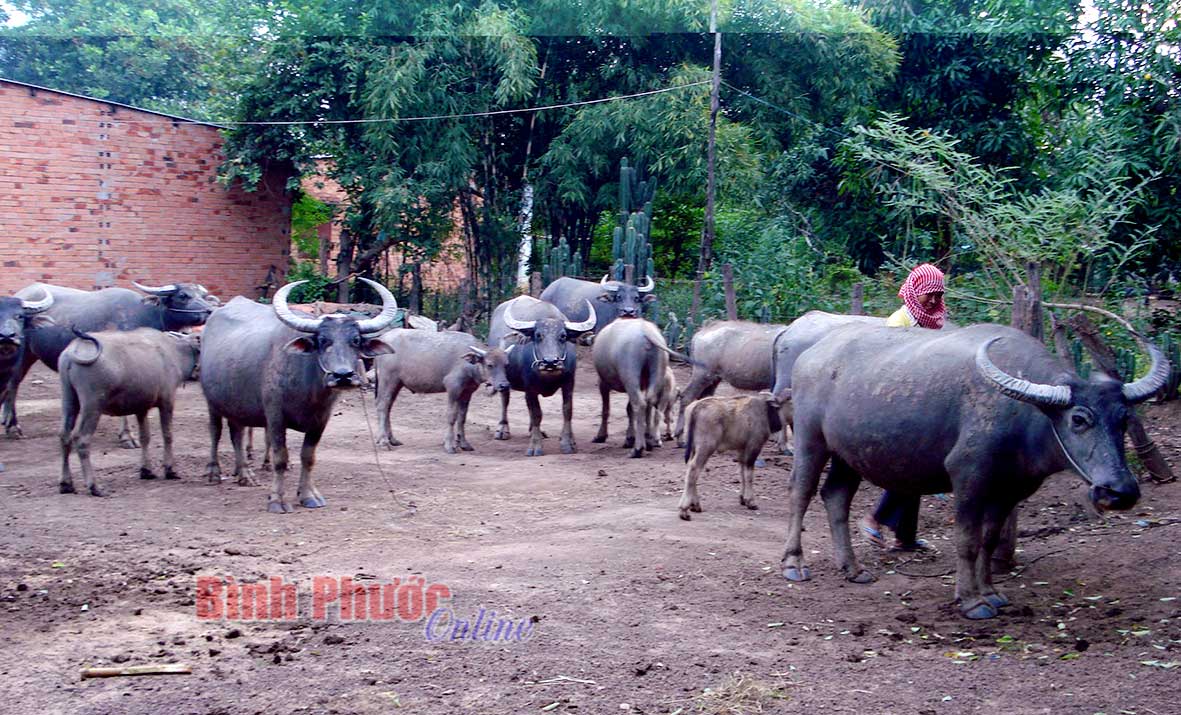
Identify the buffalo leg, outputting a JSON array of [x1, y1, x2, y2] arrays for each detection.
[[678, 443, 713, 520], [738, 443, 762, 510], [559, 380, 577, 454], [266, 421, 292, 513], [525, 392, 545, 457], [992, 511, 1019, 573], [456, 392, 475, 451], [2, 353, 36, 439], [160, 402, 178, 479], [627, 392, 648, 458], [136, 412, 155, 480], [117, 415, 139, 449], [673, 372, 719, 445], [820, 457, 873, 583], [643, 392, 660, 451], [623, 402, 635, 450], [592, 382, 611, 443], [205, 410, 224, 482], [780, 431, 830, 582], [228, 423, 257, 486], [296, 428, 326, 508], [976, 501, 1014, 611], [952, 499, 992, 619], [444, 396, 461, 454], [58, 380, 80, 494], [495, 390, 511, 440], [72, 409, 104, 497], [375, 379, 404, 448]]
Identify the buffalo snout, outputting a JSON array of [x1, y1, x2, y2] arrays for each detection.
[[1090, 481, 1140, 511], [326, 369, 362, 388]]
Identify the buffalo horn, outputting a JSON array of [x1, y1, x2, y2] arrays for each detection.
[[272, 281, 324, 333], [467, 345, 488, 358], [637, 275, 655, 293], [564, 300, 597, 333], [132, 281, 178, 296], [1122, 336, 1171, 404], [599, 274, 620, 293], [502, 298, 537, 332], [976, 337, 1071, 407], [20, 287, 53, 314], [354, 278, 400, 335]]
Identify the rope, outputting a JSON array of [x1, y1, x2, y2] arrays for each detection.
[[356, 389, 418, 516]]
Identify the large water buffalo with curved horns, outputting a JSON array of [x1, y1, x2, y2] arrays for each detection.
[[487, 295, 596, 456], [540, 274, 655, 335], [780, 323, 1169, 620], [4, 281, 215, 441], [0, 288, 55, 416], [199, 279, 397, 513]]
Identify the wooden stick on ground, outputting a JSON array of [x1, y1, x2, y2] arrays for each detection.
[[81, 664, 192, 679]]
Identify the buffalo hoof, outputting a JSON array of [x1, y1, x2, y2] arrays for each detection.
[[459, 441, 474, 452], [691, 503, 702, 513], [300, 495, 327, 508], [679, 509, 692, 521], [444, 442, 457, 455], [984, 592, 1010, 610], [741, 499, 759, 511], [89, 484, 105, 497], [591, 434, 607, 443], [782, 565, 811, 582], [962, 600, 999, 620], [754, 458, 767, 468], [376, 436, 402, 449], [267, 500, 293, 514], [846, 568, 876, 584], [60, 481, 76, 494], [139, 467, 157, 480], [494, 427, 510, 441], [164, 467, 180, 480], [526, 446, 544, 457], [629, 448, 644, 458], [235, 466, 258, 487], [662, 433, 674, 443], [622, 436, 635, 449], [560, 442, 576, 455], [6, 425, 23, 439], [118, 436, 140, 449]]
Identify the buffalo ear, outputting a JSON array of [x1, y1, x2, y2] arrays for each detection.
[[141, 295, 162, 306], [596, 293, 614, 303], [462, 352, 483, 364], [360, 338, 394, 358], [284, 336, 317, 354], [642, 294, 658, 303], [27, 315, 55, 329]]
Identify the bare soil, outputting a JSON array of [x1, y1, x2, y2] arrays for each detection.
[[1, 354, 1179, 715]]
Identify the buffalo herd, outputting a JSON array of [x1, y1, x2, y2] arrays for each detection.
[[2, 274, 1171, 620]]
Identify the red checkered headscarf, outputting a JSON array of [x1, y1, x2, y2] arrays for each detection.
[[899, 263, 946, 329]]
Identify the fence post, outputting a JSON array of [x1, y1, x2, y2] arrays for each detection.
[[850, 283, 864, 316], [624, 263, 635, 285], [722, 262, 737, 320], [530, 271, 542, 298]]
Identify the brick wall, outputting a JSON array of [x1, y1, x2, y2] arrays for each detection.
[[0, 79, 292, 300]]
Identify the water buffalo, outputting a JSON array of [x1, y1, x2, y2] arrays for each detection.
[[540, 275, 655, 335], [780, 323, 1169, 619], [673, 320, 789, 445], [0, 289, 55, 413], [653, 366, 678, 442], [679, 393, 787, 520], [58, 328, 201, 496], [200, 279, 397, 513], [591, 318, 687, 457], [5, 281, 214, 442], [487, 295, 596, 456], [371, 329, 510, 453]]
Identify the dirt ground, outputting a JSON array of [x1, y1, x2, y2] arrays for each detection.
[[1, 353, 1179, 715]]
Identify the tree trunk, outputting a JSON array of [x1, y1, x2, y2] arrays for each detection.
[[408, 263, 423, 315], [722, 263, 737, 320], [335, 228, 355, 302]]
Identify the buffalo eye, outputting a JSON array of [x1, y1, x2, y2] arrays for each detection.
[[1070, 408, 1094, 433], [320, 337, 333, 349]]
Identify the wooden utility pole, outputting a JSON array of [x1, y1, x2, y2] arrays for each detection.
[[689, 0, 722, 326]]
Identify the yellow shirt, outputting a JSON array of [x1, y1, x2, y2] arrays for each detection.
[[885, 306, 915, 328]]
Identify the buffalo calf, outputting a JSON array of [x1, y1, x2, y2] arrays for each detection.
[[678, 394, 786, 520], [59, 328, 201, 496], [372, 329, 509, 453]]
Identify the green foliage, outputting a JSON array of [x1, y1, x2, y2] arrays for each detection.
[[839, 113, 1152, 298], [283, 262, 334, 304], [290, 194, 334, 261]]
